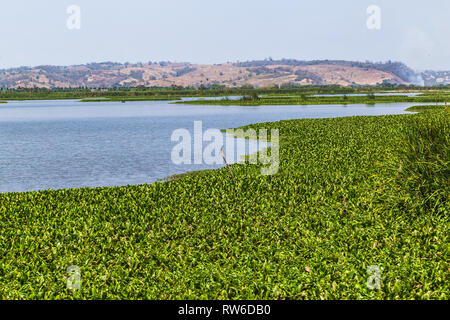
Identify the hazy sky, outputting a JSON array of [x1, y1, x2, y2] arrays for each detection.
[[0, 0, 449, 70]]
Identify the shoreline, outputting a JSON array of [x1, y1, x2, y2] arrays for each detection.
[[0, 104, 445, 195]]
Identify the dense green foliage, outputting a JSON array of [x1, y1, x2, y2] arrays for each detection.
[[0, 90, 181, 101], [418, 92, 450, 97], [400, 109, 449, 211], [80, 96, 181, 102], [0, 85, 447, 101], [0, 111, 448, 299], [406, 105, 449, 112], [176, 94, 450, 106]]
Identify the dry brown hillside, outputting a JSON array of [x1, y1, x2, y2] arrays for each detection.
[[0, 60, 429, 88]]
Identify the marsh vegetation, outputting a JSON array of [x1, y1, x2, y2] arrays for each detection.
[[0, 106, 447, 299]]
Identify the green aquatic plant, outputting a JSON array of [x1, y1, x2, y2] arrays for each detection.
[[406, 105, 448, 112], [399, 109, 449, 212], [0, 112, 448, 299]]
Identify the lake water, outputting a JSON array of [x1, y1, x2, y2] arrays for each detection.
[[0, 99, 421, 193]]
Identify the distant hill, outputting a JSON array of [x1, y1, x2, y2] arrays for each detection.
[[0, 59, 447, 88], [421, 70, 450, 86]]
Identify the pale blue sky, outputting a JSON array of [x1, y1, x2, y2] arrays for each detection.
[[0, 0, 448, 70]]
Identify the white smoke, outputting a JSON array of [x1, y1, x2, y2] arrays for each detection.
[[410, 73, 425, 86]]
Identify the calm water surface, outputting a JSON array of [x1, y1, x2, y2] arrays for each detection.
[[0, 99, 420, 193]]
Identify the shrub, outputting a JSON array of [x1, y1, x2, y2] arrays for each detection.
[[400, 109, 449, 212]]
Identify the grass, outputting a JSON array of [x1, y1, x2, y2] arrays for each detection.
[[79, 96, 181, 102], [0, 110, 448, 299], [0, 91, 182, 101], [399, 109, 449, 211], [418, 92, 450, 96], [0, 86, 447, 102], [175, 95, 450, 106], [406, 105, 449, 112]]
